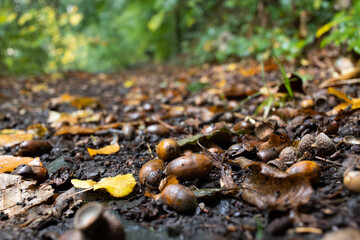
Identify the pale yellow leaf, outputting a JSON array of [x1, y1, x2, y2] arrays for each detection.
[[87, 143, 120, 157], [71, 179, 97, 189], [93, 174, 136, 197]]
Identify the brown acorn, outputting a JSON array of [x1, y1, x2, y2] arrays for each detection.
[[164, 153, 212, 181], [156, 139, 180, 161], [161, 184, 197, 214], [18, 140, 52, 157], [286, 160, 321, 184], [315, 132, 336, 157], [139, 159, 165, 189]]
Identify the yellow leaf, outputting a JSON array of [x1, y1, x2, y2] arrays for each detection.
[[124, 80, 135, 88], [328, 87, 352, 103], [71, 174, 137, 198], [71, 179, 97, 189], [93, 174, 136, 197], [87, 143, 120, 157], [316, 22, 334, 38]]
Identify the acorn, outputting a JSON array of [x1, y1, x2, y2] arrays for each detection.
[[257, 149, 278, 163], [139, 159, 165, 189], [315, 132, 336, 157], [11, 164, 48, 183], [164, 153, 212, 181], [161, 184, 197, 214], [300, 99, 314, 109], [286, 161, 321, 184], [18, 140, 52, 157], [298, 134, 315, 155], [233, 120, 255, 131], [122, 123, 135, 140], [147, 124, 170, 136], [156, 139, 180, 162], [279, 147, 299, 164], [74, 202, 125, 240], [343, 171, 360, 193]]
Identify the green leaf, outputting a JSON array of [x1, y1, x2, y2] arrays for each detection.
[[148, 11, 165, 31], [186, 82, 210, 92]]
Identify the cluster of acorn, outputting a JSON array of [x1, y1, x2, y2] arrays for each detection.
[[264, 132, 337, 185], [11, 139, 52, 183], [139, 139, 213, 213]]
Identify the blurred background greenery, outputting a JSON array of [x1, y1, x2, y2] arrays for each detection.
[[0, 0, 359, 75]]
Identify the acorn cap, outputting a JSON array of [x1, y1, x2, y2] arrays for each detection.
[[299, 134, 315, 154], [315, 132, 336, 157], [279, 146, 299, 164]]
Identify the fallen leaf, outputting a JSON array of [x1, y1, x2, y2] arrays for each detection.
[[87, 143, 120, 157], [55, 125, 99, 135], [0, 129, 33, 147], [49, 94, 101, 109], [327, 87, 360, 115], [232, 157, 313, 211], [71, 173, 136, 198], [0, 155, 42, 174], [71, 179, 97, 188], [0, 173, 54, 217]]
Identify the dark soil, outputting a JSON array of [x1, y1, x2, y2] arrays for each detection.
[[1, 54, 360, 240]]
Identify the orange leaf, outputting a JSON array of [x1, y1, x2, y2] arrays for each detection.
[[0, 129, 33, 147], [0, 155, 42, 174], [87, 143, 120, 157], [328, 87, 353, 103]]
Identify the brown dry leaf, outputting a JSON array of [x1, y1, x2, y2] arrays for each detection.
[[0, 155, 42, 174], [50, 94, 101, 109], [54, 122, 125, 135], [87, 143, 120, 157], [0, 173, 54, 217], [232, 157, 313, 211], [320, 67, 360, 88], [55, 125, 99, 135], [159, 175, 179, 192], [0, 129, 33, 147], [71, 173, 136, 198], [259, 132, 291, 153]]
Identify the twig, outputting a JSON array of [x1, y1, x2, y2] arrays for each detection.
[[197, 140, 222, 169], [315, 156, 342, 166], [153, 114, 183, 133]]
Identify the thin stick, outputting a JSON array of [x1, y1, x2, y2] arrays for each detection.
[[315, 156, 342, 166]]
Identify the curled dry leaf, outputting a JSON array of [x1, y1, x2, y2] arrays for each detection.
[[87, 143, 120, 157], [0, 155, 42, 174], [71, 173, 136, 198], [232, 157, 313, 211]]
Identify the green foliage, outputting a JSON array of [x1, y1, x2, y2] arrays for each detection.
[[0, 0, 355, 75], [318, 0, 360, 54]]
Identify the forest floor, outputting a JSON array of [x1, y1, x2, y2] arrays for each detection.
[[1, 47, 360, 240]]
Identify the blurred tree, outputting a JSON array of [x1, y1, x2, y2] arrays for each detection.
[[0, 0, 357, 75]]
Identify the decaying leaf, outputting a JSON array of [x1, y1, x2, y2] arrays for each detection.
[[0, 155, 42, 174], [232, 157, 313, 211], [71, 173, 136, 198], [0, 129, 33, 147], [0, 173, 54, 217], [87, 143, 120, 157]]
